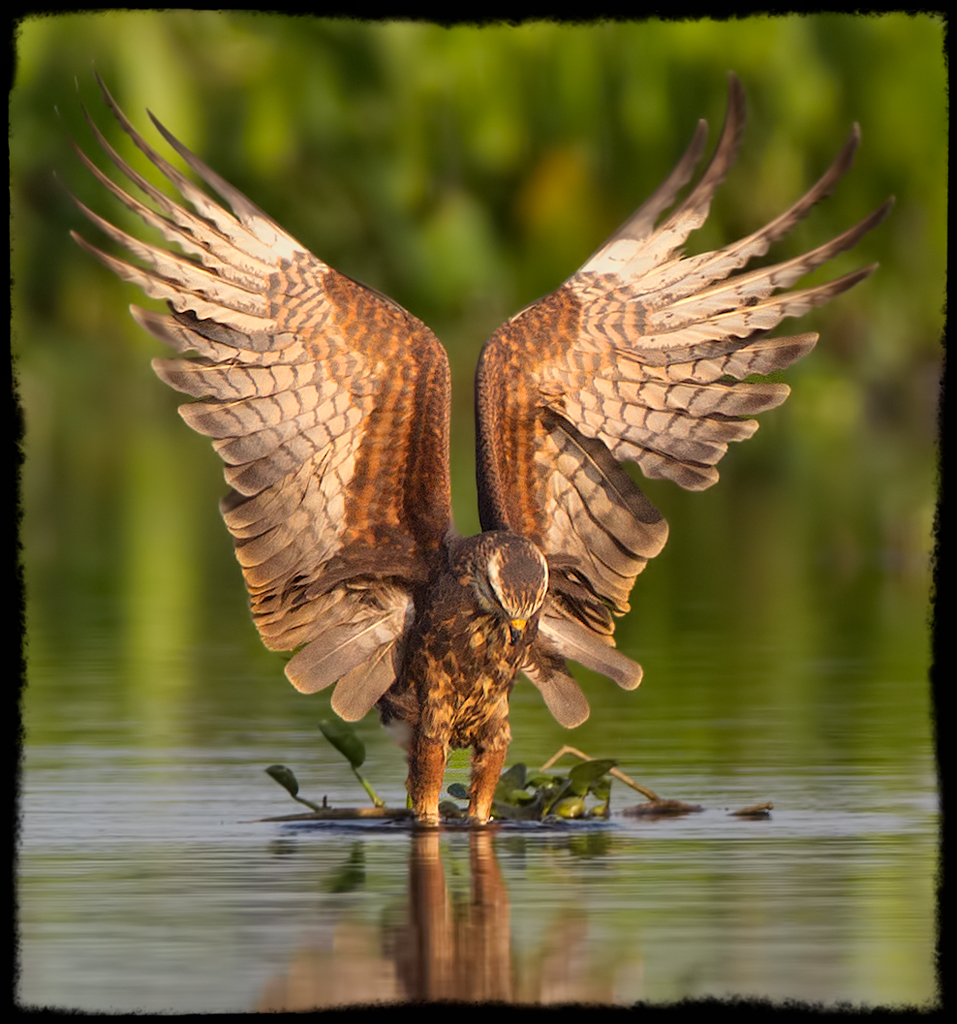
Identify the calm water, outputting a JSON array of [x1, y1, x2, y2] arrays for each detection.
[[19, 749, 937, 1009], [19, 605, 937, 1010]]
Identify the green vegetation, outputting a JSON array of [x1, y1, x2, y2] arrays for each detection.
[[15, 16, 938, 780], [264, 722, 753, 823]]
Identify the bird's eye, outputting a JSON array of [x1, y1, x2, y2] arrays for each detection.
[[472, 574, 499, 613]]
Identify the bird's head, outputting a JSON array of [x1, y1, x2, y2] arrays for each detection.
[[470, 533, 549, 646]]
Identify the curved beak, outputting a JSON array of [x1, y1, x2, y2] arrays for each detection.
[[508, 619, 528, 645]]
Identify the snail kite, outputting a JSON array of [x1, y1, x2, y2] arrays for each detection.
[[69, 74, 891, 824]]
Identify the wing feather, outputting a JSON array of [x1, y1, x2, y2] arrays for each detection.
[[71, 76, 452, 704], [521, 652, 591, 729], [476, 73, 891, 698]]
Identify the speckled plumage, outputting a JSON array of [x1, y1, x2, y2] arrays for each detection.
[[70, 74, 891, 824]]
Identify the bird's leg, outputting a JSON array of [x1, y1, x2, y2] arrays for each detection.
[[407, 733, 447, 826], [468, 744, 507, 824]]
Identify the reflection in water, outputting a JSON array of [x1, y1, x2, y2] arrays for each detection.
[[256, 829, 633, 1007], [396, 830, 511, 1002], [18, 746, 935, 1009]]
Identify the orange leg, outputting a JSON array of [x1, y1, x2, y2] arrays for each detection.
[[468, 745, 507, 824], [408, 734, 447, 826]]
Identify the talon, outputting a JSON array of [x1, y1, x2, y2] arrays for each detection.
[[414, 814, 441, 829]]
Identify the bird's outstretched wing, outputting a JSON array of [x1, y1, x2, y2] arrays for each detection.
[[475, 74, 893, 725], [70, 76, 453, 719]]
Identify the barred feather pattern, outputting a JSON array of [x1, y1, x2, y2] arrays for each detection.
[[477, 75, 892, 686], [70, 76, 451, 716], [70, 73, 890, 758]]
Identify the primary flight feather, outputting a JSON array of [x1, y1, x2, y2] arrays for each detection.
[[70, 73, 891, 824]]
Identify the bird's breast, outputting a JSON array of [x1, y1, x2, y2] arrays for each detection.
[[380, 580, 528, 749]]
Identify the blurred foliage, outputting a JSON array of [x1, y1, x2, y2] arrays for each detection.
[[13, 14, 941, 760], [13, 15, 944, 405]]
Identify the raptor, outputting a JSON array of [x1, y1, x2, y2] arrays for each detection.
[[70, 74, 891, 824]]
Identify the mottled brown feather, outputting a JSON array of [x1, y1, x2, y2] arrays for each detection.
[[70, 75, 451, 712], [476, 72, 891, 695], [70, 73, 890, 823]]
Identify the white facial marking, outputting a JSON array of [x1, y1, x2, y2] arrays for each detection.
[[486, 548, 506, 609]]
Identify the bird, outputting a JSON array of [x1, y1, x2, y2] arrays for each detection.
[[68, 73, 891, 825]]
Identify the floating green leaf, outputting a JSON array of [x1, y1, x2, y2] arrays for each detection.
[[266, 764, 300, 797], [263, 743, 753, 824], [319, 719, 366, 768], [492, 790, 546, 821], [568, 759, 617, 795], [551, 795, 587, 819], [494, 762, 532, 806], [590, 776, 613, 817], [525, 772, 562, 789], [590, 776, 612, 802], [265, 764, 323, 812], [315, 719, 384, 807], [541, 778, 573, 816]]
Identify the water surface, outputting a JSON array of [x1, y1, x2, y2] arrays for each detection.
[[19, 591, 937, 1010]]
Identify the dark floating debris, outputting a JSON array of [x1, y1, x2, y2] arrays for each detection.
[[261, 725, 771, 824], [263, 806, 414, 822], [730, 801, 774, 818], [622, 799, 704, 818]]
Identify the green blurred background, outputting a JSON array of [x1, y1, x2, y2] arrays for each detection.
[[13, 13, 942, 758]]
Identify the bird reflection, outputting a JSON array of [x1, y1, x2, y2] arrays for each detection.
[[256, 828, 634, 1007], [393, 829, 512, 1002]]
